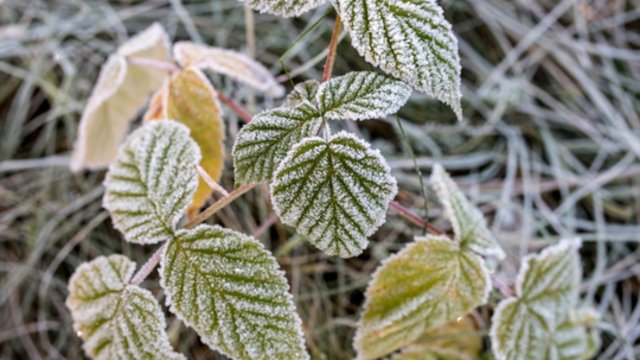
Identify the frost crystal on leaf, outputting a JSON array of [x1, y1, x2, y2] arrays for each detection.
[[174, 41, 284, 97], [271, 132, 397, 257], [232, 102, 323, 183], [285, 79, 320, 107], [316, 71, 412, 120], [103, 120, 201, 244], [490, 239, 598, 360], [239, 0, 328, 17], [160, 225, 309, 360], [354, 235, 490, 359], [71, 23, 170, 171], [144, 67, 225, 215], [66, 255, 184, 360], [336, 0, 463, 120], [392, 316, 482, 360], [431, 163, 505, 260]]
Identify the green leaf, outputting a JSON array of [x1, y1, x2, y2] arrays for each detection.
[[490, 239, 593, 360], [316, 71, 412, 121], [160, 225, 309, 360], [271, 132, 397, 257], [431, 164, 505, 259], [103, 120, 201, 244], [239, 0, 328, 17], [285, 79, 320, 107], [354, 235, 490, 359], [392, 316, 482, 360], [71, 23, 170, 171], [232, 102, 323, 184], [66, 255, 184, 360], [336, 0, 462, 120]]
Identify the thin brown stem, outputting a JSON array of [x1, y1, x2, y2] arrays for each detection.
[[185, 184, 255, 229], [322, 15, 342, 82], [131, 243, 167, 285], [218, 92, 253, 123], [389, 200, 445, 235]]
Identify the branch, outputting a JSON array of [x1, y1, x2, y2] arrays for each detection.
[[322, 15, 342, 82], [218, 92, 253, 123], [389, 201, 445, 235]]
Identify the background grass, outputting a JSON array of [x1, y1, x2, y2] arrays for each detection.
[[1, 0, 639, 358]]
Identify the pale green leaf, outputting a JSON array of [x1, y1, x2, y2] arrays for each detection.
[[66, 255, 184, 360], [103, 120, 201, 244], [239, 0, 328, 17], [392, 316, 482, 360], [316, 71, 412, 121], [431, 163, 505, 260], [271, 132, 397, 257], [160, 225, 309, 360], [285, 79, 320, 107], [490, 239, 594, 360], [174, 41, 284, 97], [336, 0, 462, 120], [354, 235, 490, 359], [232, 102, 323, 183], [71, 23, 170, 170]]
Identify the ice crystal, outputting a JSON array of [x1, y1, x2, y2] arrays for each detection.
[[335, 0, 463, 120], [66, 255, 184, 360], [270, 132, 397, 257], [431, 163, 505, 260], [159, 225, 309, 360], [354, 235, 490, 359], [144, 67, 225, 214], [490, 239, 599, 360], [232, 102, 323, 183], [103, 120, 201, 244], [240, 0, 328, 17], [71, 23, 170, 171], [174, 41, 284, 97], [317, 71, 412, 120]]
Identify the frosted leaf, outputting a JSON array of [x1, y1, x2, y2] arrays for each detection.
[[160, 225, 309, 360], [336, 0, 463, 120], [490, 239, 591, 360], [316, 71, 411, 120], [66, 255, 184, 360], [392, 316, 482, 360], [431, 164, 505, 260], [354, 235, 490, 359], [239, 0, 328, 17], [174, 42, 284, 97], [285, 79, 320, 107], [232, 102, 323, 183], [271, 132, 397, 257], [103, 120, 201, 244], [71, 23, 170, 171], [144, 67, 225, 215]]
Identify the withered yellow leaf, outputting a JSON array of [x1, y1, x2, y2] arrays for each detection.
[[173, 41, 284, 97], [71, 23, 170, 171], [145, 67, 225, 214]]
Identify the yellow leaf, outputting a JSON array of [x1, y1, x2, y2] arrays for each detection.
[[71, 23, 170, 171], [173, 41, 284, 97], [145, 67, 225, 215]]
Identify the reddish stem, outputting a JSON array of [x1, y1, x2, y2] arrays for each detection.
[[218, 92, 252, 123]]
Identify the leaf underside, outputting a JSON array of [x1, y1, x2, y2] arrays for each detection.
[[431, 163, 505, 259], [232, 102, 323, 184], [490, 239, 598, 360], [160, 225, 309, 360], [240, 0, 328, 17], [271, 132, 397, 258], [145, 67, 226, 215], [354, 235, 490, 360], [336, 0, 462, 119], [66, 255, 184, 360], [71, 23, 170, 170], [103, 120, 201, 244]]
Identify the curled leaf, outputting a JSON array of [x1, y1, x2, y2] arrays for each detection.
[[66, 255, 184, 360], [71, 23, 170, 171], [174, 41, 284, 97]]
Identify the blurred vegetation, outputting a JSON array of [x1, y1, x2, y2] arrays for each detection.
[[1, 0, 639, 358]]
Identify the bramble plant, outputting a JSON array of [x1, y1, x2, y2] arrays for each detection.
[[66, 2, 600, 359]]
